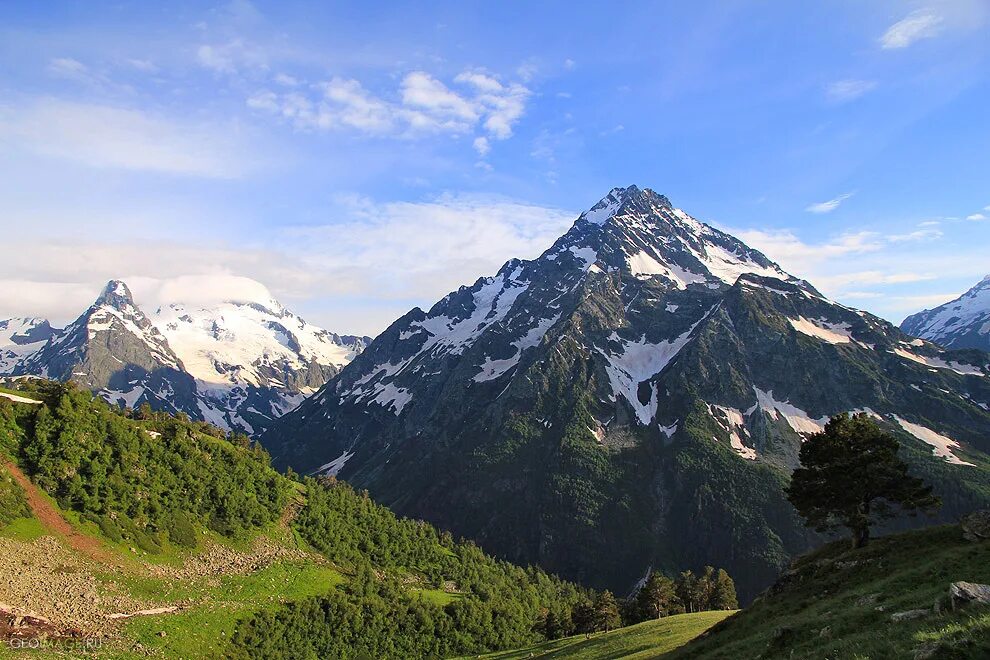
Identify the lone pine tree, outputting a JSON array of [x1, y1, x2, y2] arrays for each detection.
[[786, 413, 940, 548]]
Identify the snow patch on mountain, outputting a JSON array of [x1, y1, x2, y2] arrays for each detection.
[[598, 309, 713, 424], [709, 404, 756, 460], [892, 415, 974, 466], [0, 318, 55, 374], [151, 300, 363, 388], [788, 317, 853, 345], [473, 313, 561, 382], [749, 387, 828, 435], [891, 347, 985, 376], [315, 450, 355, 477]]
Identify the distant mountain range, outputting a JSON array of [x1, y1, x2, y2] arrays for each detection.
[[0, 280, 369, 435], [262, 185, 990, 601], [901, 275, 990, 352]]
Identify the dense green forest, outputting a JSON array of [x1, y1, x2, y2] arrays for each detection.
[[1, 380, 287, 551], [0, 380, 738, 657]]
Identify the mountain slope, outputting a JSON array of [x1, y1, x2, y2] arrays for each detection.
[[263, 186, 990, 601], [5, 281, 368, 435], [0, 317, 57, 373], [901, 275, 990, 351], [668, 523, 990, 659]]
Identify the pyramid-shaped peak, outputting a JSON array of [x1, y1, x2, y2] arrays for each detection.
[[580, 185, 673, 226], [96, 280, 135, 307]]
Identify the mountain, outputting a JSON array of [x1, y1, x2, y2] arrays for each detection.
[[0, 317, 57, 373], [263, 185, 990, 601], [12, 280, 203, 418], [901, 275, 990, 352], [2, 280, 368, 435], [150, 298, 369, 434]]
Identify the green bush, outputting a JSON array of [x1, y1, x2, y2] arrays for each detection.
[[166, 511, 198, 549], [0, 468, 30, 526]]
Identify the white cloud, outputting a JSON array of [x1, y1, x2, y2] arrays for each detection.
[[197, 39, 268, 75], [825, 79, 877, 103], [47, 57, 89, 79], [473, 136, 490, 156], [879, 9, 943, 49], [984, 204, 990, 211], [967, 213, 987, 221], [279, 193, 575, 304], [727, 220, 988, 321], [0, 98, 253, 178], [246, 68, 530, 151], [273, 72, 298, 86], [805, 192, 854, 214], [888, 228, 943, 242], [124, 58, 158, 72], [0, 194, 576, 335]]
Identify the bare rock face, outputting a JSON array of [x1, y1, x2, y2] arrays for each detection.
[[949, 581, 990, 610], [961, 510, 990, 542], [890, 609, 929, 622]]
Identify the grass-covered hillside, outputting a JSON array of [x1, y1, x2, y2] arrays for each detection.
[[0, 380, 599, 658], [468, 610, 734, 659], [669, 524, 990, 659]]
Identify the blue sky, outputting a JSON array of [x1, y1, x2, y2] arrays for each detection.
[[1, 0, 988, 334]]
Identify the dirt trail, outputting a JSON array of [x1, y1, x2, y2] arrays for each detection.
[[2, 459, 115, 565]]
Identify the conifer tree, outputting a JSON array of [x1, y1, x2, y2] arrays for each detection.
[[636, 571, 679, 620], [710, 569, 738, 610], [787, 413, 940, 548], [592, 591, 621, 633]]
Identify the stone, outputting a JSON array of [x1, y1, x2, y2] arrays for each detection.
[[855, 592, 881, 607], [891, 609, 929, 622], [961, 510, 990, 542], [949, 581, 990, 609]]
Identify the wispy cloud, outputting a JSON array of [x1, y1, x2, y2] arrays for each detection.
[[967, 213, 987, 221], [0, 194, 576, 334], [246, 69, 530, 152], [888, 228, 943, 242], [825, 79, 877, 103], [0, 99, 254, 178], [805, 192, 853, 214], [879, 9, 943, 49], [47, 57, 89, 80]]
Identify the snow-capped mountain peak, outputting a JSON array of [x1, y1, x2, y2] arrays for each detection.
[[901, 274, 990, 351], [551, 185, 802, 290], [4, 278, 368, 436], [151, 298, 369, 391]]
